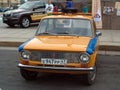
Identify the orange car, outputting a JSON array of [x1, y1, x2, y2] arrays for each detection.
[[18, 9, 101, 85]]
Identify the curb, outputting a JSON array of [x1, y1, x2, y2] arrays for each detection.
[[99, 45, 120, 51], [0, 41, 120, 51]]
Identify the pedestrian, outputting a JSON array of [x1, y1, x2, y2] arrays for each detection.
[[45, 0, 54, 13], [82, 6, 89, 13], [53, 5, 58, 12], [65, 1, 73, 8]]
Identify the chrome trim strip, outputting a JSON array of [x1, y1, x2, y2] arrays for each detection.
[[18, 63, 95, 71]]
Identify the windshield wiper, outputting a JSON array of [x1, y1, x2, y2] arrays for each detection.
[[57, 32, 69, 34], [57, 32, 80, 37], [37, 32, 57, 35]]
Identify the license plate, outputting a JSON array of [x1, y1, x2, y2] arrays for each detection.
[[41, 58, 67, 65]]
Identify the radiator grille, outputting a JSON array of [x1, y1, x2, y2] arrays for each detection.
[[3, 13, 11, 17], [30, 51, 80, 63]]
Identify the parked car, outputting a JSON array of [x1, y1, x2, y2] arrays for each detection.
[[2, 1, 64, 28], [18, 8, 102, 85]]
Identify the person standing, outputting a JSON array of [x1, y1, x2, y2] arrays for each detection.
[[53, 5, 58, 12], [45, 0, 54, 13]]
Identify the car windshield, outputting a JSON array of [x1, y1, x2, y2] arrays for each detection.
[[36, 18, 92, 37], [19, 1, 37, 9]]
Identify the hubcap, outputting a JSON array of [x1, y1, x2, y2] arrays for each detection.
[[22, 18, 30, 27]]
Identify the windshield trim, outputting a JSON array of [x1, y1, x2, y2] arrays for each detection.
[[36, 18, 93, 37]]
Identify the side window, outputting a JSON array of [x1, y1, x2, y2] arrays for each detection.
[[33, 2, 45, 12]]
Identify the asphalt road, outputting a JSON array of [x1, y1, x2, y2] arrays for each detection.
[[0, 48, 120, 90]]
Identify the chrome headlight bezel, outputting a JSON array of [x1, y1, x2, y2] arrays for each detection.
[[79, 53, 90, 64], [20, 50, 31, 60]]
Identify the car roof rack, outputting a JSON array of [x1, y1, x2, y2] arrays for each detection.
[[51, 11, 92, 16], [62, 8, 78, 13]]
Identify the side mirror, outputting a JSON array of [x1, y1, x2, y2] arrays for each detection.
[[95, 31, 102, 37]]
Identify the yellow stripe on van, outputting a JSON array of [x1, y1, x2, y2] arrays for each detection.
[[31, 14, 47, 21]]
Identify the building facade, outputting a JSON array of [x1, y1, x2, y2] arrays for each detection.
[[0, 0, 20, 7], [101, 0, 120, 30]]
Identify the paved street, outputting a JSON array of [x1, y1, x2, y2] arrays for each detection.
[[0, 47, 120, 90]]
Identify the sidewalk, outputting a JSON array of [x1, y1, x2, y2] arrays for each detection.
[[0, 28, 120, 52], [0, 27, 37, 47], [99, 30, 120, 51]]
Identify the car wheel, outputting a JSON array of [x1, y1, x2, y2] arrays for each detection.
[[83, 65, 97, 85], [20, 69, 38, 80], [20, 17, 30, 28], [7, 24, 15, 27]]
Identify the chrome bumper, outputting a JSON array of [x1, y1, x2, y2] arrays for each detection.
[[18, 63, 95, 72]]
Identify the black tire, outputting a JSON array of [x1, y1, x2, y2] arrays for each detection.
[[20, 17, 30, 28], [7, 24, 15, 27], [83, 65, 97, 85], [20, 69, 38, 81]]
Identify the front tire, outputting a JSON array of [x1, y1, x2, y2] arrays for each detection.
[[20, 17, 30, 28], [83, 65, 97, 85], [20, 69, 38, 80]]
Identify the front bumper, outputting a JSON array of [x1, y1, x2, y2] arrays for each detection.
[[18, 63, 95, 73], [3, 17, 19, 24]]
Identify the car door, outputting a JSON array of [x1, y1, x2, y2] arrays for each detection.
[[31, 2, 46, 22]]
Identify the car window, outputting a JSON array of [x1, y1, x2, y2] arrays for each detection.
[[33, 2, 45, 12], [34, 2, 45, 8], [19, 1, 36, 9], [36, 18, 92, 37], [46, 19, 54, 32], [37, 19, 47, 34], [72, 19, 92, 36]]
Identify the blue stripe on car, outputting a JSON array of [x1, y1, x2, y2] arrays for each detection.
[[18, 37, 34, 52], [86, 37, 98, 55]]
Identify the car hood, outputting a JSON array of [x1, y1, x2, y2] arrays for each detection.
[[21, 36, 92, 52]]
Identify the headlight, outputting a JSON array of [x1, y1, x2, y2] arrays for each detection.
[[79, 53, 90, 64], [21, 51, 30, 60]]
